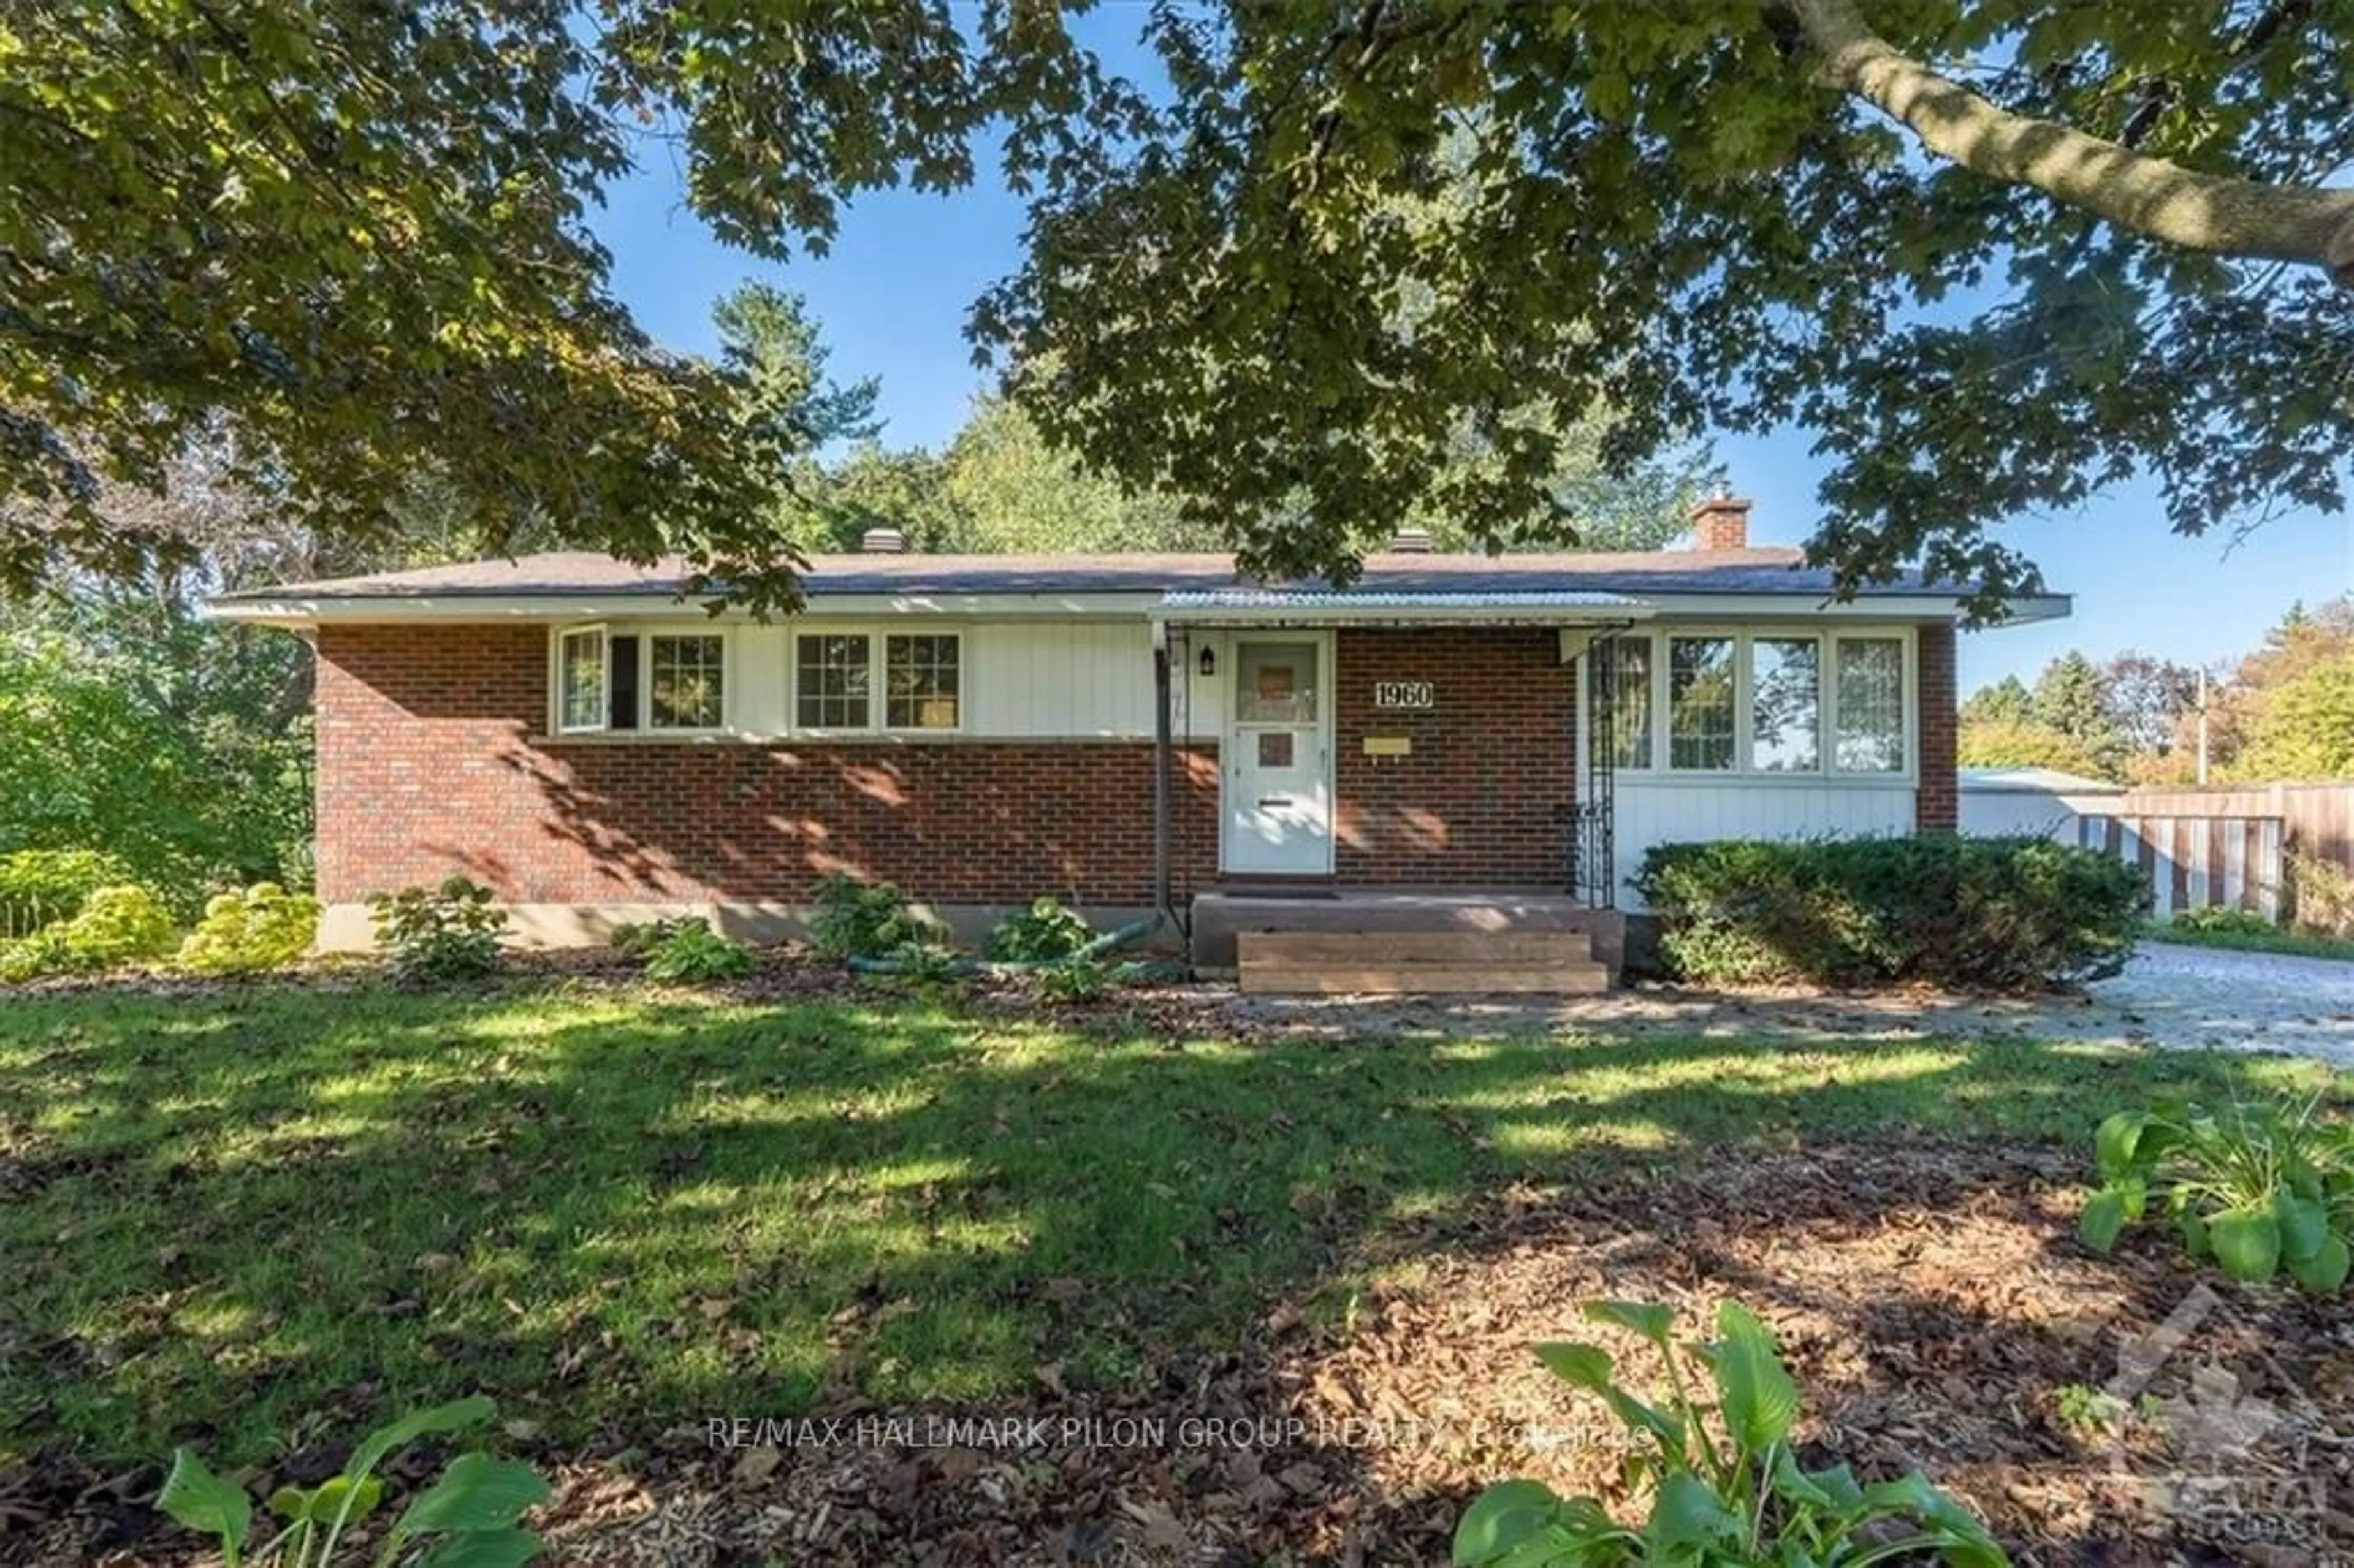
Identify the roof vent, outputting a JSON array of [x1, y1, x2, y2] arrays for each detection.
[[1388, 527, 1436, 554], [1689, 482, 1752, 551], [860, 526, 908, 555]]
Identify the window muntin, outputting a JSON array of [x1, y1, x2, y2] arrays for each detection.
[[796, 634, 872, 730], [1667, 636, 1736, 771], [1834, 636, 1906, 773], [557, 626, 607, 733], [1750, 637, 1821, 772], [885, 634, 961, 730], [1597, 636, 1652, 769], [650, 634, 726, 730]]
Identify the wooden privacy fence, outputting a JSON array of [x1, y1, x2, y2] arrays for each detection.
[[2108, 783, 2354, 873], [2075, 812, 2282, 921]]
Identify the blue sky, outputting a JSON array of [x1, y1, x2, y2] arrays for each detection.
[[593, 126, 2352, 698]]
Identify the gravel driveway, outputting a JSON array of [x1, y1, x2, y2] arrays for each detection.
[[1221, 940, 2354, 1069]]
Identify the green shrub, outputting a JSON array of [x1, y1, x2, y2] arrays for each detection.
[[367, 875, 507, 986], [608, 915, 701, 957], [1453, 1300, 2006, 1566], [1038, 958, 1111, 1002], [0, 880, 180, 981], [2168, 905, 2276, 938], [809, 872, 936, 960], [2082, 1097, 2352, 1294], [1632, 835, 2148, 990], [983, 896, 1094, 962], [158, 1395, 547, 1565], [886, 937, 966, 984], [0, 847, 132, 938], [641, 919, 755, 984], [2287, 851, 2354, 940], [177, 883, 321, 975]]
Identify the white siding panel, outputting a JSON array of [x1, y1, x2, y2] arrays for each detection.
[[1958, 789, 2079, 840], [967, 621, 1157, 737], [733, 625, 791, 735], [1615, 780, 1915, 910]]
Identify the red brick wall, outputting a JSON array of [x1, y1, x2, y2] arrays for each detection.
[[1331, 628, 1574, 885], [1915, 622, 1959, 832], [314, 625, 1217, 907]]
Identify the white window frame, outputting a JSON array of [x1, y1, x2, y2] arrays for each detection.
[[788, 625, 968, 737], [554, 622, 611, 735], [1591, 625, 1918, 783], [640, 626, 734, 734], [550, 622, 734, 736]]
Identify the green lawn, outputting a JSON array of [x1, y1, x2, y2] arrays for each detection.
[[0, 981, 2340, 1471], [2141, 919, 2354, 962]]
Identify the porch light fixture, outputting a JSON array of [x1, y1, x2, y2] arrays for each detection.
[[1198, 645, 1217, 677]]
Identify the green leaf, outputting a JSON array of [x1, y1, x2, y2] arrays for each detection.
[[2209, 1206, 2283, 1282], [1710, 1301, 1800, 1451], [392, 1454, 550, 1540], [348, 1396, 496, 1482], [416, 1527, 543, 1567], [1532, 1342, 1682, 1453], [2079, 1187, 2129, 1252], [1643, 1471, 1743, 1556], [2274, 1191, 2329, 1262], [1452, 1480, 1565, 1566], [1580, 1299, 1675, 1351], [2177, 1208, 2213, 1260], [2285, 1233, 2350, 1294], [2094, 1111, 2152, 1179], [268, 1475, 383, 1523], [156, 1449, 251, 1551]]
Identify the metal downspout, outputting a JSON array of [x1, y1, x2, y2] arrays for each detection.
[[1152, 637, 1175, 937]]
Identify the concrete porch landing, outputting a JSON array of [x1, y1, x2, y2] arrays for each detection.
[[1188, 886, 1625, 989]]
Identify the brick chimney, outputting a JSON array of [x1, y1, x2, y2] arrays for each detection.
[[1689, 483, 1752, 551]]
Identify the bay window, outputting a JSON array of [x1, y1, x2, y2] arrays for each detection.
[[1590, 628, 1910, 778]]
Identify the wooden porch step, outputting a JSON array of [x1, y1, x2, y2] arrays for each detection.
[[1236, 929, 1608, 995]]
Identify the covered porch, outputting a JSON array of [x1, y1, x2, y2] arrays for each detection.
[[1145, 588, 1649, 991]]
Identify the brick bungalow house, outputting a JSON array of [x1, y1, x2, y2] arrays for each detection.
[[210, 494, 2066, 981]]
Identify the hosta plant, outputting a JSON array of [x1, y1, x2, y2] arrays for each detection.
[[158, 1396, 546, 1566], [641, 919, 754, 983], [2081, 1097, 2353, 1293], [1453, 1300, 2007, 1567], [983, 896, 1093, 962], [367, 876, 506, 986]]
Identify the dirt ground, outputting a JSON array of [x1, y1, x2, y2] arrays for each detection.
[[25, 1143, 2348, 1567]]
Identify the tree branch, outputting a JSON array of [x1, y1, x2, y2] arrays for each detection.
[[1786, 0, 2354, 286]]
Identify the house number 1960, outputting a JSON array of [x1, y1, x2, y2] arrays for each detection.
[[1371, 680, 1435, 710]]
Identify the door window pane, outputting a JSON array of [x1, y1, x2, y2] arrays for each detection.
[[1750, 638, 1821, 771], [796, 634, 872, 729], [649, 634, 725, 729], [1835, 637, 1906, 772], [1667, 637, 1735, 771], [1596, 636, 1652, 769], [885, 634, 961, 729], [1236, 642, 1318, 723]]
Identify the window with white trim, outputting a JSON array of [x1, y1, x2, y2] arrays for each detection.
[[557, 626, 608, 733], [552, 624, 730, 734], [1834, 636, 1905, 773], [649, 633, 726, 729], [1590, 628, 1908, 777], [794, 630, 964, 733], [1667, 636, 1735, 771], [1750, 637, 1821, 772]]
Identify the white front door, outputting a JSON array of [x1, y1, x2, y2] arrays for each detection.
[[1224, 637, 1332, 875]]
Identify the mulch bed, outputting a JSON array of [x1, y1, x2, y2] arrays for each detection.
[[15, 1144, 2347, 1566]]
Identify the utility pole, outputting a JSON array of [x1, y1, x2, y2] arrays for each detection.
[[2195, 666, 2209, 786]]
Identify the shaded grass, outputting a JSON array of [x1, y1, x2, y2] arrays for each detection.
[[0, 981, 2340, 1469], [2141, 920, 2354, 963]]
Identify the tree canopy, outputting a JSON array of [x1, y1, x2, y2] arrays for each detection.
[[6, 1, 2348, 607]]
